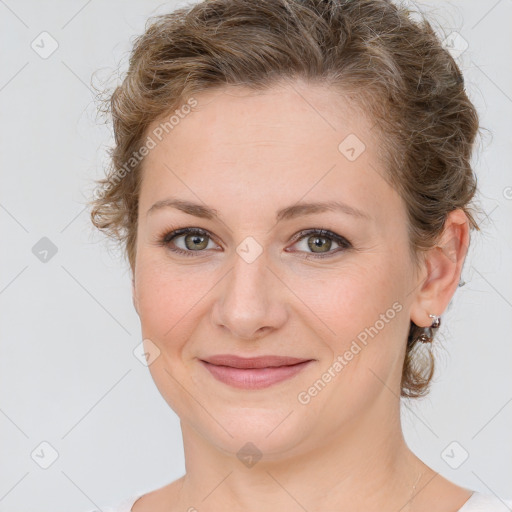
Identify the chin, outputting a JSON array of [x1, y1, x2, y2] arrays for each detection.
[[193, 403, 323, 460]]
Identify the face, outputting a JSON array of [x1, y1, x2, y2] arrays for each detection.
[[132, 81, 420, 458]]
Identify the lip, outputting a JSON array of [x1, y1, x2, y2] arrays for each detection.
[[199, 355, 314, 389]]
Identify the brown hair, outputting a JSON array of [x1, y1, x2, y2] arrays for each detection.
[[89, 0, 483, 398]]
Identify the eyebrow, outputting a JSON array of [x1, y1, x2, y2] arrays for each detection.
[[146, 198, 371, 222]]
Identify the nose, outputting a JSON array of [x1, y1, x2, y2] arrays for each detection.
[[211, 248, 288, 341]]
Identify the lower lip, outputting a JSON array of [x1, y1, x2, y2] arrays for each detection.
[[200, 360, 313, 389]]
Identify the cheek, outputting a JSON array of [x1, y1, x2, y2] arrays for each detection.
[[135, 259, 204, 348], [352, 267, 409, 370], [301, 256, 409, 377], [134, 262, 207, 412], [298, 260, 403, 337]]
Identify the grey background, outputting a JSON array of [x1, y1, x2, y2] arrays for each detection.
[[0, 1, 511, 511]]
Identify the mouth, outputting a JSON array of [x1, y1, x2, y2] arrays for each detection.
[[199, 355, 315, 389]]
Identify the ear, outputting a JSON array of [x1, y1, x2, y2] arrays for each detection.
[[409, 209, 470, 328], [132, 275, 140, 315]]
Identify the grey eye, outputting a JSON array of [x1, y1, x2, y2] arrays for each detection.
[[183, 233, 210, 251], [307, 235, 334, 253]]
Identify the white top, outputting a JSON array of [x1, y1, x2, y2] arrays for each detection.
[[95, 490, 512, 512]]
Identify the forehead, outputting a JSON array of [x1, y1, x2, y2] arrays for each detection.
[[140, 81, 403, 226], [147, 81, 377, 155]]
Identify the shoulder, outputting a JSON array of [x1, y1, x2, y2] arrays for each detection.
[[84, 477, 184, 512], [86, 493, 143, 512], [131, 477, 185, 512], [458, 491, 512, 511], [113, 495, 143, 512]]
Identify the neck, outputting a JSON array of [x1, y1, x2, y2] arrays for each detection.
[[173, 394, 428, 512]]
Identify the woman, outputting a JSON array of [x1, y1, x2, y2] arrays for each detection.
[[89, 0, 511, 510]]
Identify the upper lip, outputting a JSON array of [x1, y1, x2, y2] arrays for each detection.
[[200, 355, 313, 369]]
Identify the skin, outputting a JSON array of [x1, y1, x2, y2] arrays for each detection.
[[130, 80, 472, 512]]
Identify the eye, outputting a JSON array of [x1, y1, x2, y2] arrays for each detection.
[[156, 226, 352, 259], [158, 227, 219, 257], [286, 228, 352, 259]]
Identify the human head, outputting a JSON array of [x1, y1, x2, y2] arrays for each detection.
[[90, 0, 481, 402]]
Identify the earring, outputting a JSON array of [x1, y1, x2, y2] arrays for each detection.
[[417, 314, 441, 343]]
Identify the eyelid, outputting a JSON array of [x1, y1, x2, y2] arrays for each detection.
[[160, 227, 222, 255], [158, 226, 351, 258], [162, 227, 216, 245], [288, 228, 347, 245], [285, 228, 351, 257]]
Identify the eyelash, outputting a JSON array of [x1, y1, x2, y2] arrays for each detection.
[[156, 227, 352, 260]]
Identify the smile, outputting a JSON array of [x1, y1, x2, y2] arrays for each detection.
[[199, 355, 315, 390]]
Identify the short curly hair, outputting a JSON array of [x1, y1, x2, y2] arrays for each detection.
[[89, 0, 483, 398]]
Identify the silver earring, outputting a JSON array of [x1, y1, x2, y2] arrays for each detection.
[[417, 314, 441, 344]]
